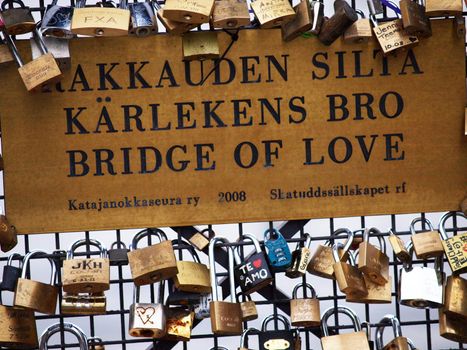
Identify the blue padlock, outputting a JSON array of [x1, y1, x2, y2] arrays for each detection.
[[264, 228, 292, 271]]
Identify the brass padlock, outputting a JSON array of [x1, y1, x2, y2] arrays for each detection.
[[14, 250, 58, 314], [211, 0, 250, 28], [0, 213, 17, 252], [439, 211, 467, 274], [0, 0, 35, 35], [286, 233, 312, 278], [209, 237, 242, 335], [358, 228, 389, 286], [388, 229, 411, 264], [62, 238, 110, 294], [88, 337, 105, 350], [237, 293, 259, 321], [39, 322, 88, 349], [425, 0, 462, 16], [163, 0, 215, 23], [375, 315, 410, 350], [183, 31, 220, 61], [0, 35, 14, 66], [165, 307, 194, 341], [444, 275, 467, 321], [282, 0, 314, 41], [321, 305, 371, 350], [318, 0, 358, 45], [332, 243, 368, 298], [439, 307, 467, 343], [127, 228, 178, 286], [154, 3, 199, 35], [343, 10, 373, 43], [239, 327, 259, 350], [61, 292, 107, 315], [400, 0, 432, 38], [189, 228, 215, 251], [410, 217, 444, 259], [290, 282, 320, 327], [251, 0, 296, 28]]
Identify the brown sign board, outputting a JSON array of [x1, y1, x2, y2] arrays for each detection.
[[0, 20, 466, 234]]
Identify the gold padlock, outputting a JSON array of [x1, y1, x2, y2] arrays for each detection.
[[439, 307, 467, 343], [211, 0, 251, 28], [439, 211, 467, 274], [154, 3, 199, 35], [281, 0, 314, 42], [0, 300, 38, 348], [127, 228, 178, 286], [165, 307, 194, 341], [163, 0, 215, 23], [290, 282, 320, 327], [182, 31, 220, 61], [286, 233, 312, 278], [410, 217, 444, 259], [189, 228, 215, 251], [444, 275, 467, 321], [388, 229, 411, 264], [343, 10, 372, 43], [358, 228, 389, 286], [237, 293, 259, 321], [61, 292, 107, 315], [0, 213, 17, 253], [251, 0, 296, 28], [425, 0, 462, 16]]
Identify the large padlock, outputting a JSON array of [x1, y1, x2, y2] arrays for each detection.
[[259, 314, 296, 350], [286, 233, 312, 278], [39, 322, 88, 349], [62, 238, 110, 294], [209, 237, 242, 335], [108, 241, 128, 266], [31, 29, 71, 71], [410, 217, 444, 259], [211, 0, 250, 28], [182, 31, 220, 61], [164, 306, 194, 341], [127, 228, 178, 286], [308, 227, 354, 279], [237, 293, 258, 322], [361, 321, 375, 350], [281, 0, 315, 41], [439, 211, 467, 274], [321, 305, 370, 350], [61, 292, 106, 315], [425, 0, 461, 16], [264, 228, 292, 271], [234, 233, 273, 294], [343, 9, 373, 43], [0, 213, 17, 252], [71, 0, 131, 36], [129, 280, 166, 338], [438, 307, 467, 343], [318, 0, 358, 45], [388, 229, 411, 264], [0, 34, 14, 66], [443, 275, 467, 321], [400, 0, 431, 37], [290, 282, 320, 327], [154, 3, 200, 34], [129, 0, 157, 36], [88, 337, 105, 350], [358, 227, 389, 286], [189, 228, 214, 251], [239, 327, 259, 350], [14, 250, 59, 314], [41, 0, 74, 38], [250, 0, 296, 28], [172, 239, 211, 293], [163, 0, 215, 23], [1, 253, 22, 292], [332, 243, 368, 298], [0, 0, 35, 35], [375, 315, 410, 350]]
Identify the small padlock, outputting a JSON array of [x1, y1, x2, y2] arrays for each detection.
[[400, 0, 431, 37], [410, 217, 444, 259], [290, 282, 320, 327], [62, 238, 110, 294], [0, 34, 14, 66], [343, 10, 373, 43], [318, 0, 358, 45], [61, 292, 107, 315], [358, 227, 389, 286], [211, 0, 250, 28], [443, 275, 467, 321], [209, 237, 243, 335], [425, 0, 461, 16], [154, 3, 199, 35], [194, 293, 212, 320], [251, 0, 296, 28], [0, 213, 17, 252], [166, 278, 203, 306], [259, 314, 296, 350], [375, 315, 410, 350], [14, 250, 59, 314], [31, 27, 71, 71], [88, 337, 105, 350], [361, 321, 375, 350], [39, 322, 88, 349], [164, 306, 194, 341], [239, 327, 259, 350], [286, 233, 312, 278], [129, 0, 158, 36], [1, 253, 22, 292], [183, 31, 220, 61], [41, 0, 74, 38], [237, 293, 258, 321], [127, 228, 178, 286], [388, 229, 411, 264], [439, 211, 467, 274], [282, 0, 314, 41], [163, 0, 215, 23], [438, 307, 467, 343], [0, 0, 35, 35], [320, 305, 371, 350], [189, 228, 214, 251], [264, 228, 292, 271], [108, 241, 128, 266]]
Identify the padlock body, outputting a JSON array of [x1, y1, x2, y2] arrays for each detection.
[[444, 275, 467, 320], [308, 245, 345, 279], [425, 0, 462, 16], [165, 307, 194, 341], [398, 266, 444, 308], [157, 9, 200, 34], [14, 278, 58, 314], [173, 260, 211, 293], [281, 0, 313, 42], [0, 44, 14, 65], [382, 336, 410, 350], [333, 261, 368, 298], [128, 240, 178, 286], [251, 0, 296, 28], [318, 4, 357, 45], [63, 257, 110, 293], [18, 53, 62, 92], [259, 329, 296, 350], [234, 252, 273, 294], [240, 300, 258, 321], [163, 0, 215, 23], [2, 8, 35, 35], [373, 19, 419, 56], [71, 7, 130, 36], [183, 31, 220, 61], [411, 231, 444, 259], [41, 5, 74, 38], [264, 232, 292, 270], [129, 2, 158, 36], [290, 297, 320, 327], [399, 0, 432, 37], [61, 292, 106, 315], [286, 247, 312, 278], [1, 265, 22, 292], [442, 232, 467, 274], [0, 215, 17, 252], [321, 331, 371, 350], [388, 234, 411, 264], [358, 242, 389, 286], [211, 0, 250, 28], [439, 307, 467, 343], [129, 302, 166, 338], [189, 232, 211, 250], [210, 301, 242, 335], [0, 305, 38, 348], [347, 275, 392, 304], [343, 18, 372, 44], [108, 248, 129, 266], [31, 36, 71, 71]]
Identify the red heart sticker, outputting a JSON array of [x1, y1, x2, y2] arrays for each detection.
[[253, 259, 262, 269]]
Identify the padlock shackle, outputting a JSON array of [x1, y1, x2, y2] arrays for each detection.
[[325, 228, 354, 254], [68, 238, 108, 259], [236, 292, 252, 302], [439, 211, 466, 240], [133, 279, 165, 304], [88, 337, 104, 347], [110, 240, 127, 250], [407, 337, 417, 350], [240, 327, 259, 347], [410, 217, 435, 235], [7, 252, 23, 268], [264, 228, 282, 240], [131, 228, 168, 250], [1, 0, 26, 11], [209, 236, 235, 302], [233, 233, 262, 264], [292, 233, 312, 251], [375, 314, 402, 350], [261, 313, 291, 331], [152, 0, 161, 10], [361, 321, 371, 340], [39, 322, 88, 350], [320, 305, 362, 336], [292, 282, 317, 299], [171, 238, 201, 263], [363, 227, 386, 254], [332, 242, 356, 265], [3, 32, 24, 67], [21, 250, 57, 285], [402, 241, 414, 269]]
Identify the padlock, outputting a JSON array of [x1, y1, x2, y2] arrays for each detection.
[[306, 0, 325, 35], [5, 29, 62, 92], [71, 0, 131, 36], [259, 314, 296, 350], [375, 315, 410, 350], [358, 227, 389, 286], [410, 217, 444, 259], [189, 228, 214, 251], [163, 0, 215, 23], [108, 241, 128, 266], [282, 0, 314, 41], [285, 233, 312, 278], [88, 337, 105, 350], [61, 292, 106, 315], [31, 30, 71, 71], [14, 250, 59, 314], [318, 0, 357, 45], [388, 229, 411, 264], [425, 0, 461, 16], [183, 31, 220, 61], [39, 322, 88, 349], [239, 327, 259, 350], [129, 280, 166, 338], [127, 228, 178, 286], [211, 0, 250, 28], [290, 282, 320, 327], [41, 0, 74, 38], [0, 213, 17, 252], [332, 243, 368, 298], [166, 278, 203, 306], [0, 0, 35, 35], [194, 293, 212, 319], [439, 211, 467, 274], [172, 239, 211, 293], [320, 305, 371, 350], [343, 10, 373, 43], [251, 0, 296, 28], [0, 290, 38, 348], [0, 34, 14, 66], [400, 0, 431, 37], [438, 307, 467, 343], [62, 238, 110, 294], [129, 0, 158, 36], [237, 293, 258, 321], [209, 237, 242, 335], [361, 321, 375, 350], [264, 228, 292, 271], [154, 3, 199, 35], [165, 306, 194, 341], [1, 253, 22, 292], [234, 233, 273, 294], [398, 241, 444, 308], [443, 275, 467, 320]]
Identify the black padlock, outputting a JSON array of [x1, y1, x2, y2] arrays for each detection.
[[1, 253, 22, 291], [166, 278, 202, 306], [108, 241, 128, 266], [259, 314, 296, 350]]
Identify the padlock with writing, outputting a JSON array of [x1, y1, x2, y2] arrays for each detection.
[[264, 228, 292, 271], [361, 321, 374, 350], [388, 229, 411, 264], [239, 327, 259, 350], [321, 305, 370, 350], [163, 0, 214, 23], [251, 0, 296, 29], [154, 2, 200, 34], [0, 34, 14, 66], [0, 212, 17, 252], [425, 0, 461, 16], [41, 0, 74, 38], [234, 233, 273, 294], [61, 292, 106, 315], [209, 237, 242, 335], [1, 253, 22, 292], [318, 0, 357, 45], [438, 307, 467, 343], [39, 322, 88, 349], [189, 228, 214, 251], [108, 241, 128, 266], [164, 306, 194, 341], [286, 233, 312, 278], [88, 337, 105, 350], [0, 0, 35, 35], [358, 227, 389, 286], [410, 217, 444, 259], [31, 33, 71, 71], [259, 314, 296, 350], [129, 0, 157, 36], [127, 228, 178, 286], [63, 238, 110, 294], [439, 211, 467, 274], [211, 0, 250, 28], [443, 275, 467, 320], [400, 0, 431, 37], [14, 250, 58, 314], [183, 31, 220, 61], [236, 293, 258, 321], [282, 0, 315, 41], [343, 10, 373, 43], [333, 243, 368, 298], [290, 282, 320, 327], [375, 315, 410, 350]]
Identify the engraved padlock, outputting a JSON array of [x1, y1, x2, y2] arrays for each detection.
[[41, 0, 74, 38], [286, 233, 312, 278], [163, 0, 215, 23], [154, 2, 200, 34], [259, 314, 296, 350], [251, 0, 296, 28], [388, 229, 411, 264], [31, 23, 71, 71], [183, 31, 220, 61], [375, 315, 410, 350], [164, 303, 194, 341], [0, 211, 17, 252], [332, 243, 368, 298], [343, 9, 373, 43], [239, 327, 259, 350], [189, 228, 214, 251], [410, 217, 444, 259], [358, 227, 389, 286], [290, 282, 320, 327], [39, 322, 88, 349], [129, 0, 157, 36], [318, 0, 358, 45], [400, 0, 431, 37], [61, 292, 107, 315], [282, 0, 314, 41], [1, 253, 22, 292], [0, 0, 35, 35], [236, 293, 258, 322], [264, 228, 292, 271], [211, 0, 250, 28], [443, 275, 467, 321], [108, 241, 128, 266], [439, 211, 467, 274]]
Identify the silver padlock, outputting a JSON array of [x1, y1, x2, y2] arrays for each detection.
[[129, 0, 158, 36], [194, 293, 212, 320], [398, 241, 444, 309], [31, 22, 71, 71], [39, 322, 88, 349], [41, 0, 74, 38], [309, 0, 324, 35]]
